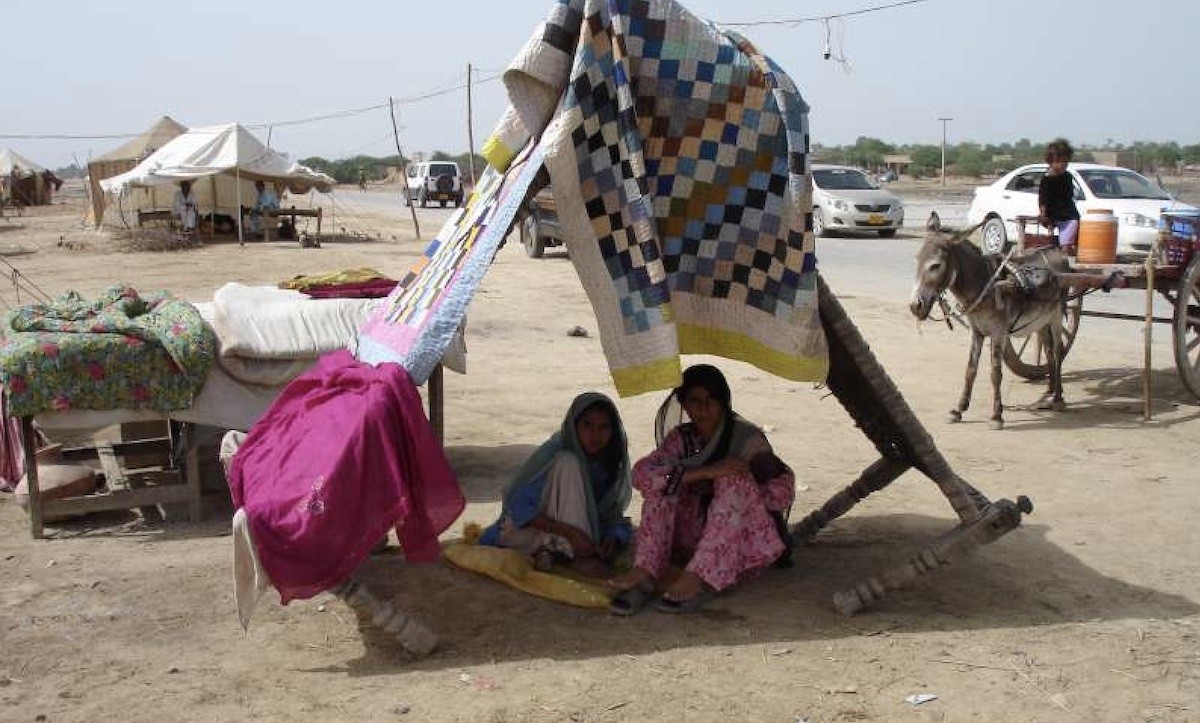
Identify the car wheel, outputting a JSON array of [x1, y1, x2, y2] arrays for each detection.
[[878, 229, 897, 238], [981, 216, 1009, 254], [522, 216, 545, 258], [419, 189, 428, 208], [454, 194, 463, 208], [812, 208, 827, 238]]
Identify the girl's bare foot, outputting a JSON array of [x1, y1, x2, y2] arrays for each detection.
[[660, 570, 706, 602], [609, 567, 653, 592]]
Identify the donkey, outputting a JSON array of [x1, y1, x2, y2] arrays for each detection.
[[909, 228, 1071, 430]]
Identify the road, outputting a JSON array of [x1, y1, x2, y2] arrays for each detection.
[[348, 186, 1184, 355]]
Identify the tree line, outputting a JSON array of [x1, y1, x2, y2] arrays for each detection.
[[298, 151, 485, 185], [817, 137, 1200, 178]]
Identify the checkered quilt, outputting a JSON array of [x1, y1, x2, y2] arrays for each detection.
[[486, 0, 828, 395]]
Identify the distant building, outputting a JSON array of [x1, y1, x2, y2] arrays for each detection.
[[1091, 150, 1138, 170], [883, 154, 911, 174]]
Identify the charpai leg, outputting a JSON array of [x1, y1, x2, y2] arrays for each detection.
[[331, 576, 438, 658]]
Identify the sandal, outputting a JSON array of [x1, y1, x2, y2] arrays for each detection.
[[610, 583, 654, 616], [653, 587, 715, 614]]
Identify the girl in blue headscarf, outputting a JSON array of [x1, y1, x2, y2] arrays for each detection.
[[479, 392, 632, 577]]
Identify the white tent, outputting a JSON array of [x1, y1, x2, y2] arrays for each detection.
[[100, 123, 334, 239], [101, 123, 332, 194]]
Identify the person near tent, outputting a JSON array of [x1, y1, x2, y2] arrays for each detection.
[[248, 180, 280, 236], [478, 391, 633, 578], [172, 180, 199, 232], [609, 364, 795, 615]]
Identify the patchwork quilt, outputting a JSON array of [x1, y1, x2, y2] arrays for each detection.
[[487, 0, 827, 395], [359, 0, 827, 395]]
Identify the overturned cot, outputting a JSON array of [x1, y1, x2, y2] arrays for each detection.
[[791, 276, 1033, 615]]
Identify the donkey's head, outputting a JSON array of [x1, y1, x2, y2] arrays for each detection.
[[909, 224, 981, 320]]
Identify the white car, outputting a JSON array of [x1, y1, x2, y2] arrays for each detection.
[[404, 161, 464, 208], [966, 163, 1196, 255], [810, 164, 905, 238]]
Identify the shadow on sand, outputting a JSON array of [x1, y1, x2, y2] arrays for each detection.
[[317, 512, 1197, 676]]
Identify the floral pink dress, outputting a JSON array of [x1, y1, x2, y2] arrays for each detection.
[[631, 426, 794, 592]]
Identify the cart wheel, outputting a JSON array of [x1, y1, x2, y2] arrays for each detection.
[[1172, 256, 1200, 399], [1003, 294, 1082, 380]]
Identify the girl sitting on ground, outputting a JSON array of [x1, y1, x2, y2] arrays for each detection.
[[479, 392, 633, 578], [610, 364, 795, 614]]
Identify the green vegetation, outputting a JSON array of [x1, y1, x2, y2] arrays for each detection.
[[300, 151, 485, 184], [304, 138, 1200, 186], [815, 137, 1200, 178]]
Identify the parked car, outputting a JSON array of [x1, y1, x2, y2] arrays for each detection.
[[966, 163, 1197, 256], [404, 161, 464, 208], [810, 164, 904, 237], [517, 188, 565, 258]]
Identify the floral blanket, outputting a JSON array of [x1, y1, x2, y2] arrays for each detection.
[[0, 285, 215, 417]]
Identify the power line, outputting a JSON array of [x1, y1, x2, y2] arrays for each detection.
[[714, 0, 930, 27], [0, 69, 504, 141]]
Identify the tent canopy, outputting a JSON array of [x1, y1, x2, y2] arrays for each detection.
[[92, 116, 187, 166], [100, 123, 333, 195], [88, 116, 189, 226], [0, 148, 47, 178]]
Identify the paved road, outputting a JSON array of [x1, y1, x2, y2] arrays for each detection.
[[348, 186, 1182, 352]]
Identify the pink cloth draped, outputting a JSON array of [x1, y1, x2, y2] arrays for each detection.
[[228, 349, 464, 604]]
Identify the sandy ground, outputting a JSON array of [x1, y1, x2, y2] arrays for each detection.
[[1, 183, 1199, 723]]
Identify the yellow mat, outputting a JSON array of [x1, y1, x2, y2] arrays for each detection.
[[442, 540, 614, 610]]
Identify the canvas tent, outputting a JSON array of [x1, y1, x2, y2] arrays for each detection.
[[100, 123, 334, 237], [0, 148, 58, 206], [87, 116, 187, 227]]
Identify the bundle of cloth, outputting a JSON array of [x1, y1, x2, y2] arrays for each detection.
[[224, 350, 466, 626], [0, 284, 214, 417]]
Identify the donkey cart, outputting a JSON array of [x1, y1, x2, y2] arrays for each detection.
[[1003, 214, 1200, 418]]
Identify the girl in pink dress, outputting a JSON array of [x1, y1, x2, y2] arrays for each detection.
[[611, 365, 795, 614]]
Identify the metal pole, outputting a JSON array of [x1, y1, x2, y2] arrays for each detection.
[[937, 117, 952, 188]]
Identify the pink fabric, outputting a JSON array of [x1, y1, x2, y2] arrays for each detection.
[[228, 350, 464, 604], [632, 427, 794, 592], [300, 279, 398, 299], [0, 387, 34, 492]]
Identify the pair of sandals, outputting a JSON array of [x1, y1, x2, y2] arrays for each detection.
[[610, 582, 714, 616]]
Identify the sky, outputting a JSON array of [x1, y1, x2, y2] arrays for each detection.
[[2, 0, 1196, 169]]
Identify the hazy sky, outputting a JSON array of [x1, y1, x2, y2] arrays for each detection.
[[2, 0, 1195, 168]]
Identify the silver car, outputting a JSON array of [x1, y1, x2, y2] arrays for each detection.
[[811, 164, 905, 237]]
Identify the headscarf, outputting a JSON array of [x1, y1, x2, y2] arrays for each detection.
[[654, 364, 760, 470], [499, 392, 631, 542]]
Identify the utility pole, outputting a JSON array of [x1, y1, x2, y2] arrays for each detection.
[[937, 117, 952, 188], [466, 63, 478, 189]]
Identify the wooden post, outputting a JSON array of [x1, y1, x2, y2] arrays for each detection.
[[466, 63, 477, 189], [390, 97, 422, 240], [429, 363, 444, 443], [1143, 232, 1160, 420], [22, 417, 44, 539]]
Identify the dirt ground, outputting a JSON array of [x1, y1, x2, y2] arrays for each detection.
[[1, 183, 1198, 723]]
